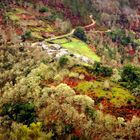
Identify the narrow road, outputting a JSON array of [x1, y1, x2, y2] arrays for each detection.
[[45, 29, 75, 42], [84, 15, 96, 29], [45, 15, 111, 42], [45, 15, 96, 42]]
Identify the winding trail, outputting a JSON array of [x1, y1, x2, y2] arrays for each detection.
[[84, 15, 96, 29], [45, 29, 75, 42], [45, 15, 96, 42], [45, 15, 111, 42]]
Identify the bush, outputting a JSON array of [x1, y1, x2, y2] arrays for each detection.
[[59, 56, 69, 67], [121, 65, 140, 90], [1, 102, 36, 125], [85, 106, 96, 119], [0, 122, 53, 140], [0, 2, 6, 9], [132, 86, 140, 97], [107, 29, 134, 46], [39, 7, 48, 13], [21, 31, 32, 41], [91, 62, 113, 77], [73, 27, 87, 42], [64, 124, 74, 134], [46, 14, 57, 22]]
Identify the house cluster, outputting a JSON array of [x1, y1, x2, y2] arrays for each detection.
[[31, 41, 94, 65]]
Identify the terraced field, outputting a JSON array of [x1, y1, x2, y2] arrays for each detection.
[[5, 7, 60, 40]]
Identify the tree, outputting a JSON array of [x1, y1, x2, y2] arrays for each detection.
[[21, 31, 32, 41], [39, 6, 48, 12], [121, 65, 140, 90], [1, 102, 36, 125], [73, 27, 87, 42], [59, 56, 69, 67], [91, 62, 113, 77]]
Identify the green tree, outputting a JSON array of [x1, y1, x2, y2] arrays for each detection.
[[121, 65, 140, 90], [59, 56, 69, 67], [73, 27, 87, 42], [91, 62, 113, 77], [21, 31, 32, 41], [39, 6, 48, 13], [1, 102, 36, 125]]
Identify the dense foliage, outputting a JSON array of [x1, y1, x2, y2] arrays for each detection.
[[107, 29, 137, 46], [59, 55, 69, 67], [21, 31, 32, 41], [90, 62, 113, 77], [0, 0, 140, 139], [0, 43, 140, 139], [1, 102, 36, 125], [121, 65, 140, 92], [74, 27, 87, 42], [39, 6, 48, 13]]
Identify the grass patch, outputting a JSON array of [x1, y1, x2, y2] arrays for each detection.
[[53, 38, 68, 44], [75, 80, 136, 107], [94, 82, 135, 107], [110, 86, 135, 106], [6, 8, 27, 21], [30, 27, 45, 32], [31, 32, 43, 40], [6, 8, 54, 34], [29, 24, 54, 35], [75, 81, 95, 94], [45, 25, 54, 33], [13, 8, 27, 14], [6, 12, 20, 21], [53, 38, 100, 62]]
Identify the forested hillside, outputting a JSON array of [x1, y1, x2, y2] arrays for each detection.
[[0, 0, 140, 139]]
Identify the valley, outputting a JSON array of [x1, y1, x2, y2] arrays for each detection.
[[0, 0, 140, 140]]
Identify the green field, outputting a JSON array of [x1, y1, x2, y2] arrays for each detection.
[[52, 37, 100, 62]]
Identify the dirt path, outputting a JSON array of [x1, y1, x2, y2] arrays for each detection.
[[45, 15, 111, 42], [45, 15, 96, 42], [84, 15, 96, 29]]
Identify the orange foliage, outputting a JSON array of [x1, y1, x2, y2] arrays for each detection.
[[63, 77, 81, 88]]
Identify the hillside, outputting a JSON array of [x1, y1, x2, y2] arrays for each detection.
[[0, 0, 140, 140]]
